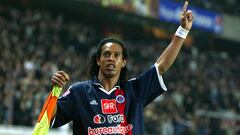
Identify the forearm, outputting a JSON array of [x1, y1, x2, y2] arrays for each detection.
[[156, 35, 184, 75], [155, 1, 193, 75]]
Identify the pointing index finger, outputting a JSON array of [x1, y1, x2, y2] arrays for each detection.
[[182, 1, 189, 12]]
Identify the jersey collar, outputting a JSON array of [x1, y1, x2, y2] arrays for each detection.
[[92, 76, 121, 95]]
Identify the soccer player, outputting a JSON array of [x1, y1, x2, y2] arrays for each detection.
[[51, 1, 193, 134]]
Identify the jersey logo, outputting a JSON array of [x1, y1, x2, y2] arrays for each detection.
[[62, 89, 70, 97], [93, 114, 105, 124], [101, 99, 118, 114], [116, 95, 125, 104], [90, 100, 98, 105]]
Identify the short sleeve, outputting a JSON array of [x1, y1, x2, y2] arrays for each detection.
[[128, 64, 167, 107], [52, 85, 74, 128]]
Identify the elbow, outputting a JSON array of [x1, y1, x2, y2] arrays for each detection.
[[159, 65, 167, 75], [157, 62, 169, 75]]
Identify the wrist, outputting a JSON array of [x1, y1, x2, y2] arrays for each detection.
[[175, 26, 189, 39]]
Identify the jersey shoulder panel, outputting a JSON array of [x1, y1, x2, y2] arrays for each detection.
[[70, 80, 92, 91]]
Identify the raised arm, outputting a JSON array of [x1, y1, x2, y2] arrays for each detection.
[[156, 1, 193, 75]]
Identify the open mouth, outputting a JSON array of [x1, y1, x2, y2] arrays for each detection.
[[106, 64, 115, 70]]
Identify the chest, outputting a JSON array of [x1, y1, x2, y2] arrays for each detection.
[[74, 87, 131, 126]]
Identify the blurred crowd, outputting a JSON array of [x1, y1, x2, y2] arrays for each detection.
[[0, 5, 240, 135]]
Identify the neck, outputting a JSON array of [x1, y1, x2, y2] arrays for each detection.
[[98, 74, 120, 92]]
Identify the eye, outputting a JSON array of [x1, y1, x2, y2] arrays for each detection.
[[114, 53, 119, 58], [102, 51, 110, 58]]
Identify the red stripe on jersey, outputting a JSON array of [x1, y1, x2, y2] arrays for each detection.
[[115, 89, 132, 135]]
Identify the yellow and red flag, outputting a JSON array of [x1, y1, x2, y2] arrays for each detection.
[[32, 85, 62, 135]]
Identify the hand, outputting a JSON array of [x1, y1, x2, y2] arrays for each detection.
[[51, 71, 70, 88], [180, 1, 193, 30]]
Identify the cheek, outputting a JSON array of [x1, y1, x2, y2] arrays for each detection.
[[116, 61, 124, 68], [98, 58, 105, 65]]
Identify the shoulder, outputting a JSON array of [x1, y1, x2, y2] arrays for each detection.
[[126, 78, 136, 85], [68, 80, 92, 92], [125, 65, 157, 88]]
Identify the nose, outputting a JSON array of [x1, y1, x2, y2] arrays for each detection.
[[108, 54, 115, 62]]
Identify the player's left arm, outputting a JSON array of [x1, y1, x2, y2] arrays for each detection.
[[156, 1, 193, 75]]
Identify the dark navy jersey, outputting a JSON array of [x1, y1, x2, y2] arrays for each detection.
[[52, 64, 167, 135]]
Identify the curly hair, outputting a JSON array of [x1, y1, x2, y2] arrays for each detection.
[[89, 37, 128, 84]]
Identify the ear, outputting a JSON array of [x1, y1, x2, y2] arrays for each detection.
[[122, 59, 126, 68], [97, 58, 100, 66]]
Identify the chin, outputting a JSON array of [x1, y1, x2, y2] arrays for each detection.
[[104, 71, 117, 78], [105, 73, 115, 78]]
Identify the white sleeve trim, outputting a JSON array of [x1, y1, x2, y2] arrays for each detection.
[[51, 116, 56, 127], [154, 63, 167, 91]]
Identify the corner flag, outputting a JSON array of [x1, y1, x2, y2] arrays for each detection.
[[32, 85, 62, 135]]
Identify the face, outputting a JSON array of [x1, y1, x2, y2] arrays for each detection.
[[97, 42, 126, 79]]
